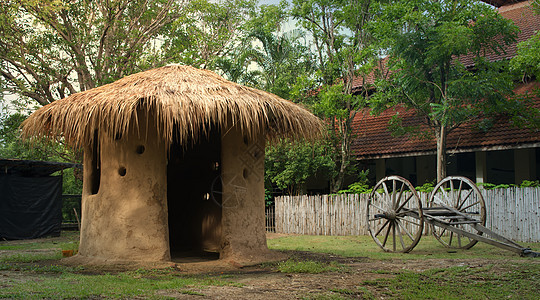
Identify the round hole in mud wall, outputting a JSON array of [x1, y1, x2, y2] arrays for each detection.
[[136, 145, 145, 154], [243, 168, 249, 179], [243, 135, 249, 145], [118, 167, 127, 176]]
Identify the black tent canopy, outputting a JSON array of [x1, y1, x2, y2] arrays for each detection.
[[0, 159, 79, 240]]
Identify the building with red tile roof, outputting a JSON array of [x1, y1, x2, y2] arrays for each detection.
[[345, 0, 540, 187]]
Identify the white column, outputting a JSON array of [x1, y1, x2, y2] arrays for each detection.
[[475, 151, 487, 184]]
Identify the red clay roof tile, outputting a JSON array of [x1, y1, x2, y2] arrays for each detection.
[[351, 82, 540, 159]]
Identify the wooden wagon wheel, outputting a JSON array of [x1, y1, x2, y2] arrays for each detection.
[[428, 176, 486, 249], [367, 176, 424, 253]]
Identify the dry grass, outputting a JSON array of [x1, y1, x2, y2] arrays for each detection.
[[22, 64, 323, 148]]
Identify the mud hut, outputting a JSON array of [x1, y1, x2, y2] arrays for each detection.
[[22, 65, 323, 263]]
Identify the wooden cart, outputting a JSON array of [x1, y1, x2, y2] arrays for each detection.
[[367, 176, 539, 257]]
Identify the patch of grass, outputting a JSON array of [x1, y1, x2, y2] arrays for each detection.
[[0, 252, 62, 263], [0, 263, 83, 273], [0, 270, 238, 299], [356, 286, 376, 299], [267, 235, 540, 260], [0, 232, 79, 251], [277, 259, 346, 274], [361, 264, 540, 299]]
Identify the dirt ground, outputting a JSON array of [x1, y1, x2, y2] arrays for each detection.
[[1, 233, 538, 299]]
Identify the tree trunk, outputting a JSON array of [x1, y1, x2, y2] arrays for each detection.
[[435, 125, 447, 182], [331, 127, 350, 193]]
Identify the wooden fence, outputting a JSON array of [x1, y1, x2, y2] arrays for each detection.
[[271, 187, 540, 242], [265, 205, 276, 233]]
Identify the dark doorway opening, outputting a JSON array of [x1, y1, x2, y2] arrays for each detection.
[[167, 127, 222, 261]]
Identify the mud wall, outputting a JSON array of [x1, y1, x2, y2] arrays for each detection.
[[79, 112, 170, 261], [220, 125, 269, 260]]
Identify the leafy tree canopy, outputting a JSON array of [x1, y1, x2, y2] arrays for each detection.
[[0, 0, 188, 105], [511, 0, 540, 80], [265, 139, 335, 195], [369, 0, 536, 181]]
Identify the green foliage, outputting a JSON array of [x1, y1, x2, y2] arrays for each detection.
[[511, 1, 540, 80], [163, 0, 258, 70], [243, 28, 315, 99], [477, 181, 540, 189], [338, 170, 371, 194], [265, 140, 335, 195], [511, 31, 540, 80], [415, 181, 436, 193], [0, 0, 188, 106], [289, 0, 378, 192], [265, 188, 274, 207], [0, 111, 83, 195], [520, 180, 540, 188], [338, 182, 371, 195], [0, 113, 63, 160]]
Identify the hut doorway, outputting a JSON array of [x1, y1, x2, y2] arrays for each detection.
[[167, 128, 222, 261]]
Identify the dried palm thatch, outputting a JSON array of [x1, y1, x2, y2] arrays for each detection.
[[21, 64, 323, 149]]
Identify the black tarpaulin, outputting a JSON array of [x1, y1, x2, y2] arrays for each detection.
[[0, 175, 63, 240]]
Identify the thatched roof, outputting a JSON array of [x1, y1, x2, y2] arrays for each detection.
[[21, 65, 323, 148]]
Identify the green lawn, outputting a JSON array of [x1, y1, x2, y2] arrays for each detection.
[[267, 234, 540, 260], [268, 234, 540, 299], [1, 232, 539, 299]]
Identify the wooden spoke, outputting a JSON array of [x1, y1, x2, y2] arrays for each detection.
[[382, 181, 390, 205], [382, 222, 391, 248], [396, 219, 415, 242], [460, 201, 481, 212], [457, 190, 475, 210], [374, 219, 390, 237], [456, 180, 463, 207], [397, 223, 406, 250], [367, 176, 423, 253], [449, 180, 456, 207], [391, 179, 397, 209], [428, 176, 486, 249], [392, 222, 396, 252], [396, 216, 423, 227], [395, 181, 406, 210], [396, 193, 414, 214], [369, 202, 386, 213]]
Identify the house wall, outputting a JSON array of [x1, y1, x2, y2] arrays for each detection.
[[79, 110, 170, 261], [514, 148, 536, 184], [368, 148, 539, 187], [416, 155, 436, 185], [486, 150, 515, 184]]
